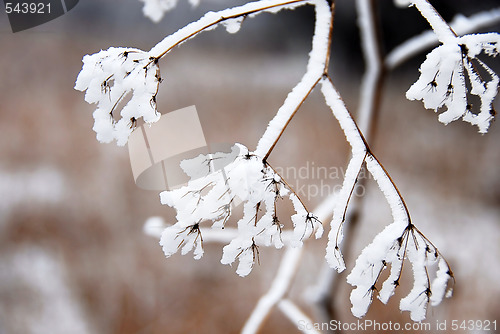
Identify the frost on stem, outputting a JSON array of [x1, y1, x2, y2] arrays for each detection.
[[159, 143, 322, 276], [346, 221, 454, 322], [74, 48, 161, 145], [406, 33, 500, 133]]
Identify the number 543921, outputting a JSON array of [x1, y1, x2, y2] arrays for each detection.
[[451, 320, 497, 331], [5, 2, 51, 14]]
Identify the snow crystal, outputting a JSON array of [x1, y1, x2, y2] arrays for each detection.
[[289, 194, 323, 247], [399, 245, 430, 322], [377, 251, 403, 304]]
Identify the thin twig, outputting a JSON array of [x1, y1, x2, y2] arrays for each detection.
[[149, 0, 311, 60], [255, 0, 333, 160]]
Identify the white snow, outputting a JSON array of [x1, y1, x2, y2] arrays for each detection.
[[318, 76, 455, 320]]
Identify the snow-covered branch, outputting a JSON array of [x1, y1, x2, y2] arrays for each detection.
[[74, 0, 500, 328], [406, 33, 499, 133], [321, 77, 408, 266], [320, 76, 454, 320], [254, 0, 332, 159]]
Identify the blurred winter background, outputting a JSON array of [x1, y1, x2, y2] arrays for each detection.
[[0, 0, 499, 333]]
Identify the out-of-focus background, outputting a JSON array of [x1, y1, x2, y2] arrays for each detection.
[[0, 0, 499, 333]]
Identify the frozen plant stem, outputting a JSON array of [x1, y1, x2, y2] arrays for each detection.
[[320, 76, 411, 266], [411, 0, 457, 43], [254, 0, 333, 160], [148, 0, 311, 60]]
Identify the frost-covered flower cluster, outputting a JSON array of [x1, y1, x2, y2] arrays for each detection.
[[347, 221, 454, 321], [401, 0, 500, 133], [159, 143, 323, 276], [407, 33, 500, 133], [74, 48, 161, 145]]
